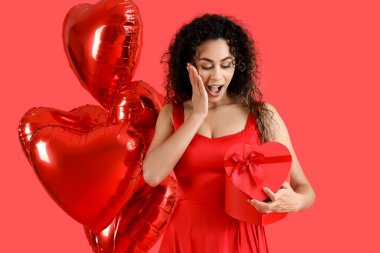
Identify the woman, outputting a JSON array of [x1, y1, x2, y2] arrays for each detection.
[[143, 14, 315, 253]]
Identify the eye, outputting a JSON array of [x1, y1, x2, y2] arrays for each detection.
[[201, 66, 212, 70], [221, 64, 232, 68]]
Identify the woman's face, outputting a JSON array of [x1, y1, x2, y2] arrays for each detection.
[[195, 39, 235, 102]]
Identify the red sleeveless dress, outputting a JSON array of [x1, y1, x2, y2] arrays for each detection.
[[158, 103, 269, 253]]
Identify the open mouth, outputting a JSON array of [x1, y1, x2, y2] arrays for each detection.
[[206, 85, 223, 96]]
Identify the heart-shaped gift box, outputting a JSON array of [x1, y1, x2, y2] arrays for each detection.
[[224, 142, 292, 225]]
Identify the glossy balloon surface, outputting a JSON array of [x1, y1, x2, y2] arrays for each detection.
[[18, 105, 107, 158], [19, 0, 178, 250], [109, 80, 164, 148], [63, 0, 143, 108], [30, 123, 144, 233], [85, 177, 178, 253]]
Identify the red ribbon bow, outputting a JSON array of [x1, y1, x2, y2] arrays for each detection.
[[228, 151, 265, 186]]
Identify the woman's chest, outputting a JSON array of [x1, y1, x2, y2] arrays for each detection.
[[175, 131, 260, 175], [183, 105, 251, 139]]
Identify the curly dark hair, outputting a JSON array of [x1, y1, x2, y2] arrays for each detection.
[[161, 13, 273, 143]]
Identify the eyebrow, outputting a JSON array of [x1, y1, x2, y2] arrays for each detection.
[[198, 56, 233, 63]]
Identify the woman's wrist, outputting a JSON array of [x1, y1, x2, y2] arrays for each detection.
[[189, 112, 207, 123]]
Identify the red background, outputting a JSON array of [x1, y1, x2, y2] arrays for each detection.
[[1, 0, 379, 252]]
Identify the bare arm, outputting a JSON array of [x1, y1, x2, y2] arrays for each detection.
[[142, 104, 205, 187], [143, 63, 208, 187], [249, 103, 316, 212]]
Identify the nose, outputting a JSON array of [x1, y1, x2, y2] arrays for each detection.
[[210, 66, 223, 81]]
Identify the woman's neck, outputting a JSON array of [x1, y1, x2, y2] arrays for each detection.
[[207, 93, 241, 109]]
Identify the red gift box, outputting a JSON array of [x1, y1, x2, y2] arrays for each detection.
[[224, 142, 292, 225]]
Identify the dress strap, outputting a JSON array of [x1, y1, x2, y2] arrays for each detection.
[[246, 112, 254, 128], [172, 103, 184, 132], [244, 111, 262, 145]]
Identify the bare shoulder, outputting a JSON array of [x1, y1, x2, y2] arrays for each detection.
[[145, 103, 174, 156], [159, 103, 174, 125], [262, 102, 289, 142]]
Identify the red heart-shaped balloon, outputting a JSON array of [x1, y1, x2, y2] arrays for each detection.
[[63, 0, 143, 108], [18, 81, 163, 160], [85, 176, 178, 253], [224, 142, 292, 200], [18, 105, 107, 158], [109, 80, 164, 126], [18, 81, 178, 248], [109, 80, 164, 148], [29, 123, 144, 233]]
